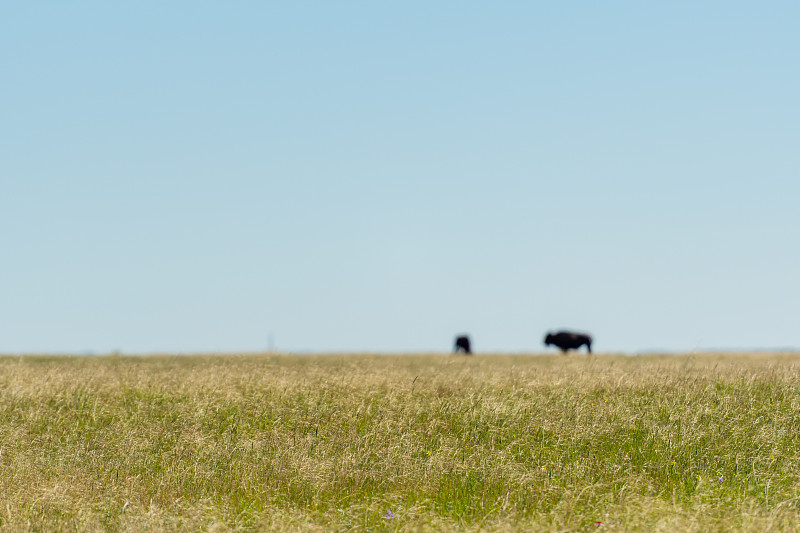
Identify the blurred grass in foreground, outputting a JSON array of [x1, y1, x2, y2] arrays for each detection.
[[1, 352, 800, 531]]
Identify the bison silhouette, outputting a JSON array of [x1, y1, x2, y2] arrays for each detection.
[[454, 335, 472, 354], [544, 331, 592, 354]]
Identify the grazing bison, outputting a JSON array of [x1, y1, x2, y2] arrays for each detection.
[[544, 331, 592, 354], [454, 335, 472, 355]]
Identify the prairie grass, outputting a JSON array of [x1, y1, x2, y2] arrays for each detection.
[[1, 352, 800, 531]]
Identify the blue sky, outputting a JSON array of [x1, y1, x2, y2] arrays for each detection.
[[2, 2, 798, 353]]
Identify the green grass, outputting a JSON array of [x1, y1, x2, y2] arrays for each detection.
[[1, 352, 800, 531]]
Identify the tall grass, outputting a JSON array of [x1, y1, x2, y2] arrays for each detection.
[[1, 352, 799, 531]]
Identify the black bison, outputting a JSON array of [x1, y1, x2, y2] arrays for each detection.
[[454, 335, 472, 354], [544, 331, 592, 354]]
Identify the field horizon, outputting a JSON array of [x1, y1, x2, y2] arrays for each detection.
[[6, 347, 800, 358], [1, 351, 799, 531]]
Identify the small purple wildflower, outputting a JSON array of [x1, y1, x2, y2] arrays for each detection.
[[718, 476, 724, 482], [383, 510, 395, 520]]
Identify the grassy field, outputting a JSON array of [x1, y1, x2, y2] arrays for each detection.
[[1, 352, 800, 531]]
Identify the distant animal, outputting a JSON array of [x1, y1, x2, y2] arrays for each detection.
[[454, 335, 472, 354], [544, 331, 592, 354]]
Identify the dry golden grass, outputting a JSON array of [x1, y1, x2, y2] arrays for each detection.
[[1, 352, 799, 531]]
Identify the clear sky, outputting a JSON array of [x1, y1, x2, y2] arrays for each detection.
[[2, 2, 798, 354]]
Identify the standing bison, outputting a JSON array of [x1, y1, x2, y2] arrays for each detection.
[[454, 335, 472, 354], [544, 331, 592, 354]]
